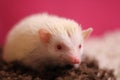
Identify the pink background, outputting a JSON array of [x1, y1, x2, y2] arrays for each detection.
[[0, 0, 120, 46]]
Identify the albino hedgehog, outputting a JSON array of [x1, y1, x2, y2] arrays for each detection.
[[3, 13, 93, 71]]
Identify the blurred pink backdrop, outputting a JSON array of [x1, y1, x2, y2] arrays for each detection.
[[0, 0, 120, 45]]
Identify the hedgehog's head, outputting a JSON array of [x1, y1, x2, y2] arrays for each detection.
[[39, 21, 93, 66]]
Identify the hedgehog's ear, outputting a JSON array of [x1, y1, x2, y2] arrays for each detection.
[[39, 29, 51, 43], [82, 28, 93, 40]]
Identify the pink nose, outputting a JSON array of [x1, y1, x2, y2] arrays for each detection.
[[72, 58, 80, 64], [67, 55, 80, 64]]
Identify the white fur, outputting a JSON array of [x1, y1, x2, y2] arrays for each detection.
[[84, 30, 120, 80], [3, 13, 84, 69]]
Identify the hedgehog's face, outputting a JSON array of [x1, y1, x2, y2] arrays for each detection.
[[47, 30, 83, 66], [39, 28, 93, 66]]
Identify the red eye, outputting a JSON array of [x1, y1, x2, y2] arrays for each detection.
[[79, 44, 81, 48], [57, 44, 62, 50]]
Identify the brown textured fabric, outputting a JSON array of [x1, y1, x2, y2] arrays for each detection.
[[0, 48, 116, 80]]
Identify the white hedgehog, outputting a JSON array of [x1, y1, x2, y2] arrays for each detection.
[[3, 13, 92, 71]]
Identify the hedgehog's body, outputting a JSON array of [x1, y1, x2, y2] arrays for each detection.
[[3, 13, 92, 71]]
